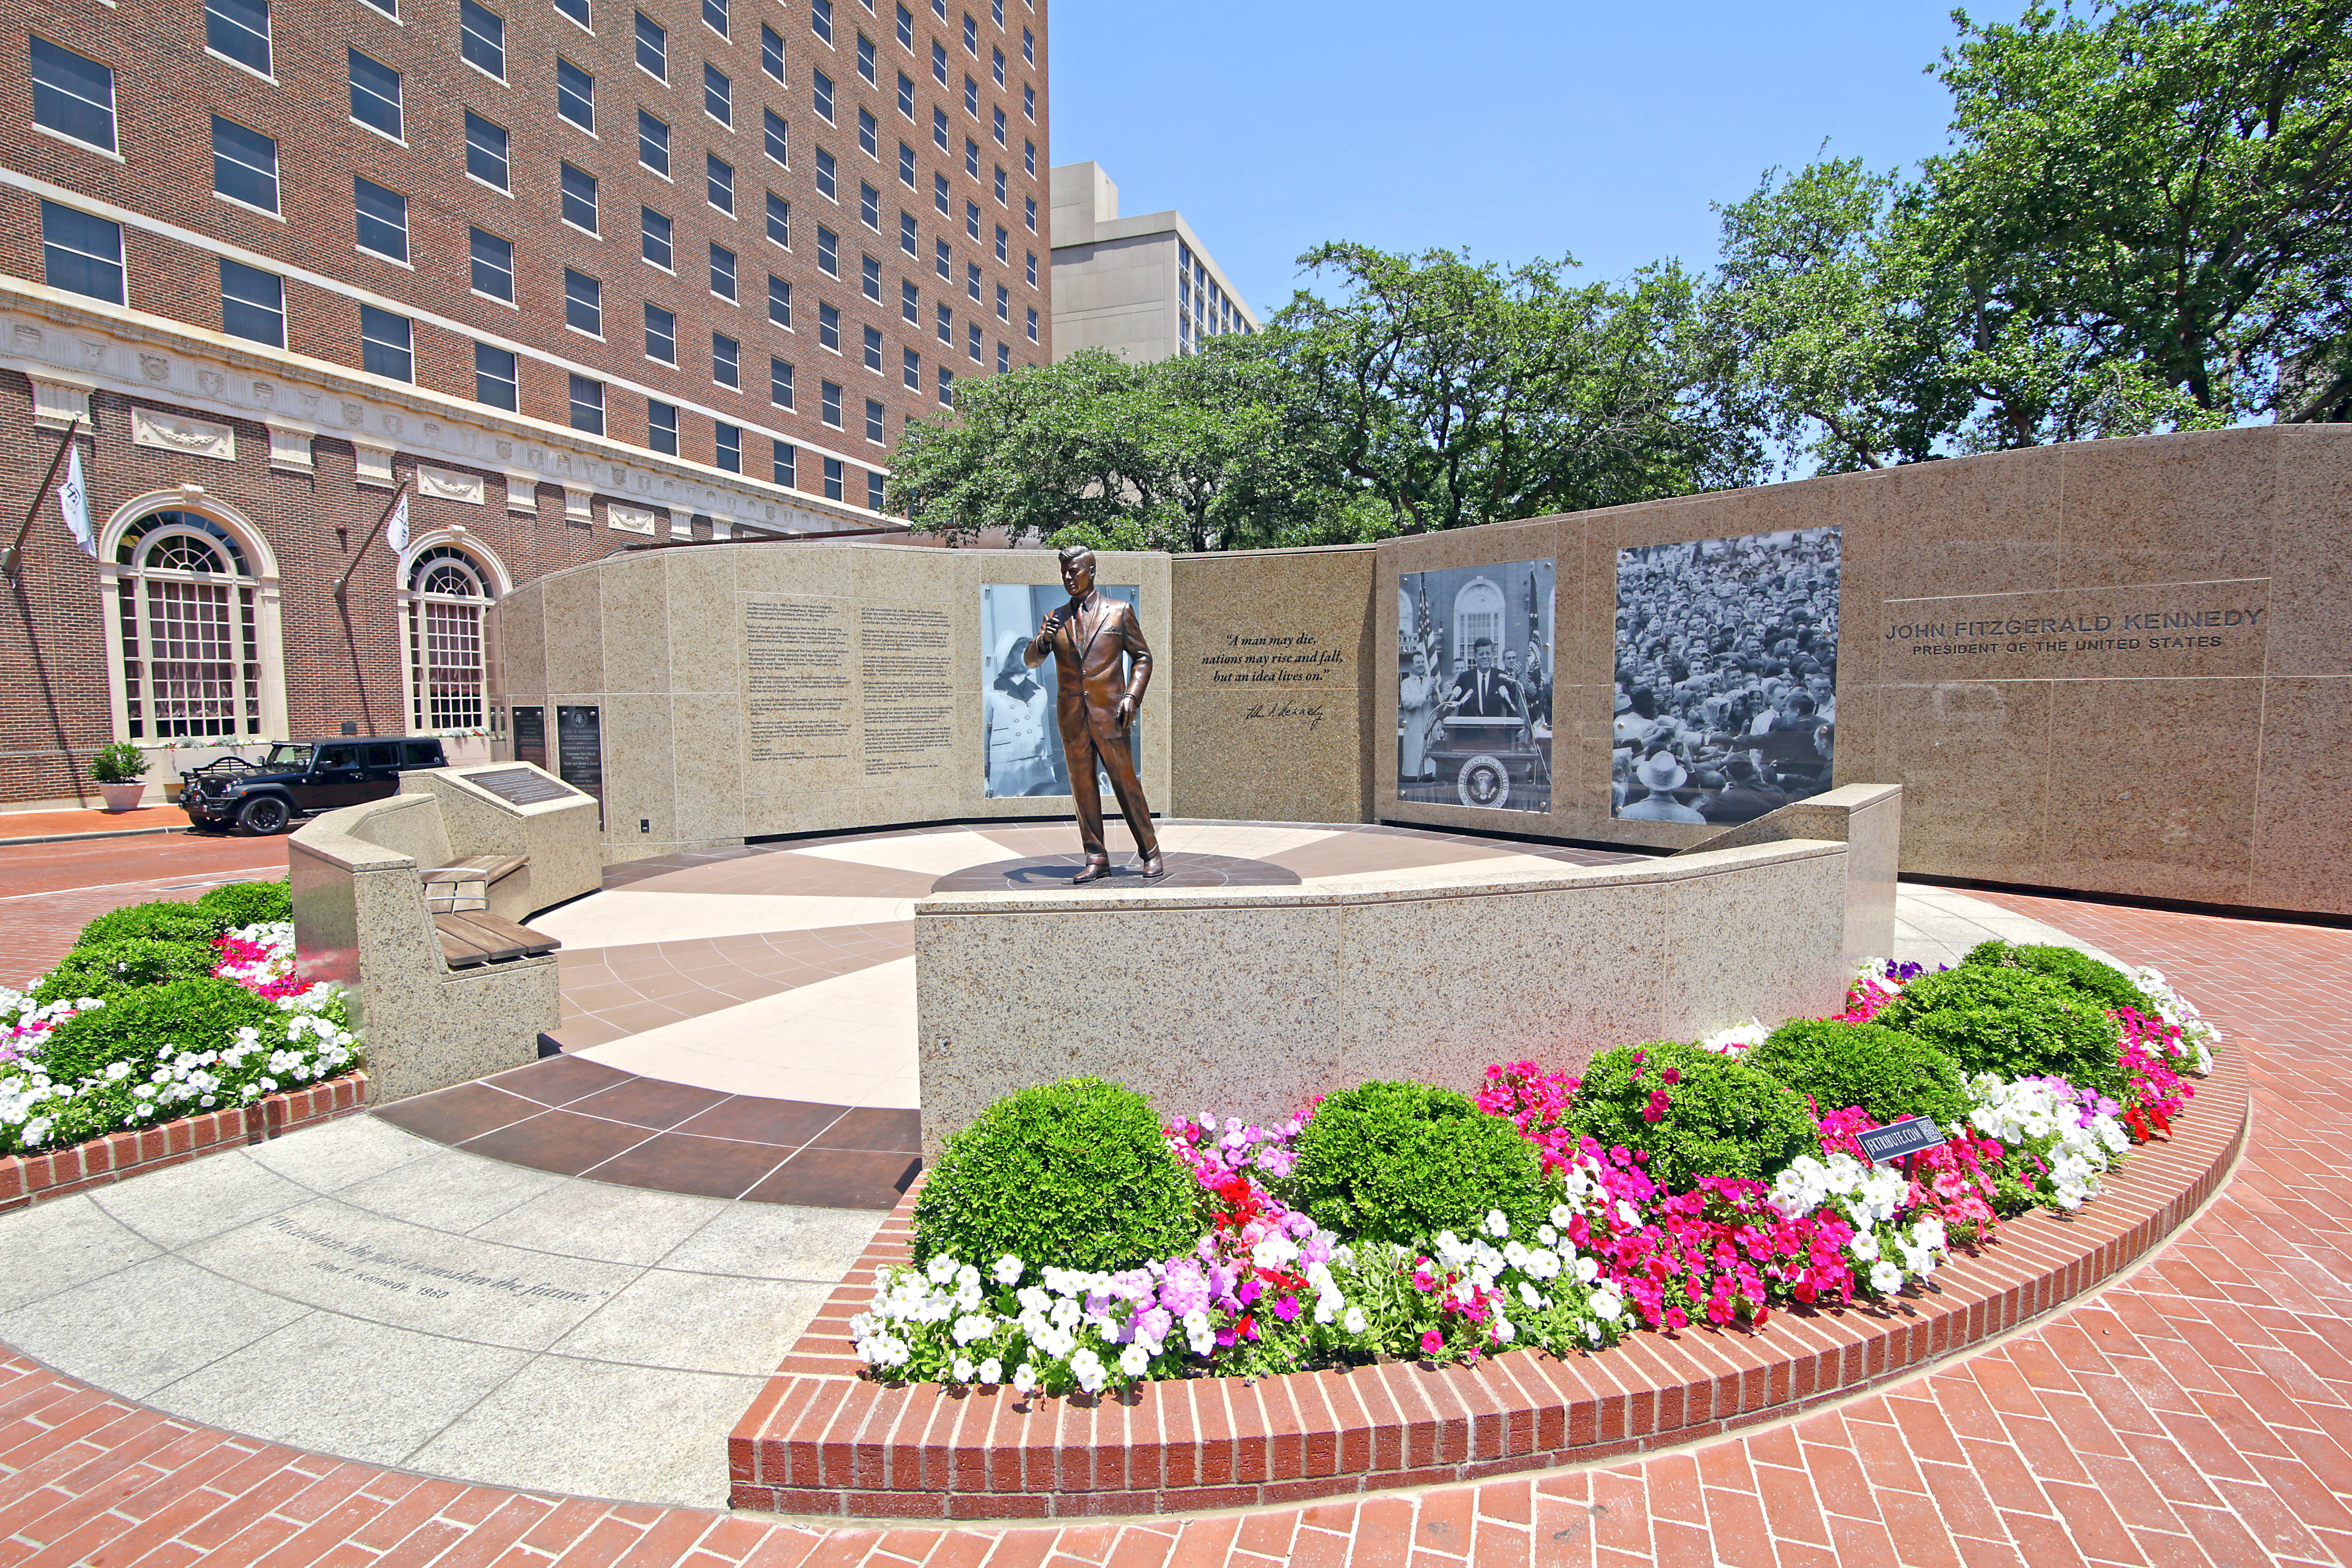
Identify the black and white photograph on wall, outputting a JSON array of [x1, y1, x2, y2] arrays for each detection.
[[978, 581, 1140, 799], [1611, 526, 1840, 825], [1396, 558, 1555, 813]]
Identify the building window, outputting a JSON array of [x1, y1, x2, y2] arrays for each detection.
[[774, 439, 796, 486], [569, 373, 604, 433], [767, 192, 791, 245], [963, 74, 976, 114], [360, 304, 412, 380], [932, 105, 948, 150], [991, 44, 1003, 86], [898, 70, 915, 118], [930, 38, 945, 83], [857, 32, 875, 81], [817, 225, 838, 274], [635, 11, 666, 77], [768, 274, 792, 325], [470, 227, 514, 299], [967, 321, 981, 361], [648, 398, 678, 453], [211, 116, 279, 212], [965, 198, 980, 239], [937, 365, 953, 404], [1025, 249, 1036, 287], [862, 323, 882, 369], [933, 172, 949, 214], [867, 469, 886, 510], [898, 142, 915, 185], [561, 162, 599, 231], [935, 238, 950, 279], [407, 547, 491, 734], [864, 396, 884, 441], [641, 205, 673, 267], [713, 331, 740, 387], [705, 62, 732, 124], [966, 261, 980, 301], [816, 147, 837, 198], [555, 0, 589, 28], [1021, 81, 1032, 119], [703, 0, 726, 33], [765, 108, 790, 166], [993, 224, 1007, 263], [112, 512, 268, 741], [697, 243, 731, 301], [354, 177, 409, 261], [564, 268, 602, 334], [901, 345, 918, 387], [644, 301, 676, 361], [770, 356, 794, 405], [476, 342, 518, 408], [714, 419, 742, 471], [860, 180, 881, 229], [819, 299, 840, 349], [220, 259, 283, 346], [707, 152, 735, 212], [895, 1, 912, 45], [205, 0, 272, 73], [348, 49, 403, 137], [812, 67, 834, 122], [1021, 24, 1031, 62], [994, 281, 1007, 320], [862, 254, 882, 301], [639, 110, 670, 174], [811, 0, 833, 42], [464, 111, 510, 189], [460, 0, 506, 76], [992, 105, 1004, 143], [996, 339, 1008, 372], [934, 302, 950, 342], [993, 165, 1005, 203], [899, 211, 917, 254], [1023, 193, 1035, 231], [557, 58, 595, 129], [822, 456, 844, 499], [964, 136, 978, 178], [821, 379, 842, 426], [1024, 138, 1034, 176], [1025, 303, 1037, 342], [762, 22, 784, 80]]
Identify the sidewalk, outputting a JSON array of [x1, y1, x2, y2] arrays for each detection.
[[0, 805, 190, 845]]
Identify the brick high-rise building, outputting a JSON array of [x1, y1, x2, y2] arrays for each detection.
[[0, 0, 1050, 806]]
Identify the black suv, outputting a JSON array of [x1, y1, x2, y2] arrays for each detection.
[[180, 737, 450, 835]]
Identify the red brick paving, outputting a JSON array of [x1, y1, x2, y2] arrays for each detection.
[[0, 806, 191, 843], [0, 834, 288, 985], [1, 890, 2347, 1565]]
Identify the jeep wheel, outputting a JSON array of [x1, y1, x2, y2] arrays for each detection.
[[234, 795, 292, 836]]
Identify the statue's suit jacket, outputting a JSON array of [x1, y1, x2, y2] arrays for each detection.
[[1036, 594, 1152, 748]]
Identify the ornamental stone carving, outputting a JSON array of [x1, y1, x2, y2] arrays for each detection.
[[418, 466, 486, 506], [130, 409, 236, 462], [138, 352, 168, 382], [608, 503, 657, 536]]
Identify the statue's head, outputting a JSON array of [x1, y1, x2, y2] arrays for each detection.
[[1058, 545, 1096, 598]]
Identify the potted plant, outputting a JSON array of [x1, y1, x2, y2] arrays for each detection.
[[89, 742, 151, 812]]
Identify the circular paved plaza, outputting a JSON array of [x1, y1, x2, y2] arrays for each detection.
[[0, 824, 2344, 1564]]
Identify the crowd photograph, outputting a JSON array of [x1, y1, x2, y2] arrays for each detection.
[[978, 581, 1141, 799], [1397, 558, 1555, 813], [1611, 528, 1840, 825]]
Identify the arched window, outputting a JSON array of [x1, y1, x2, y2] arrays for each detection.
[[114, 511, 265, 739], [405, 546, 490, 733], [1450, 577, 1506, 667]]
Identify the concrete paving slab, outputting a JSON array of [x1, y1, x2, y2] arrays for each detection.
[[0, 1194, 160, 1312], [0, 1255, 309, 1399], [468, 1179, 730, 1267], [548, 1269, 833, 1375], [86, 1151, 310, 1248], [331, 1145, 568, 1232], [650, 1199, 883, 1280]]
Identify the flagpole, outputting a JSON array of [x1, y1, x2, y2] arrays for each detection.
[[0, 416, 85, 583], [332, 480, 411, 599]]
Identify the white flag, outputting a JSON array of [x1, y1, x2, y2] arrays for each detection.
[[385, 491, 410, 555], [58, 445, 94, 558]]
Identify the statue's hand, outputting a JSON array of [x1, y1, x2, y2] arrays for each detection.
[[1114, 695, 1137, 731]]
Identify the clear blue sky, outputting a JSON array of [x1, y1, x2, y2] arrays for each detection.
[[1046, 0, 2032, 318]]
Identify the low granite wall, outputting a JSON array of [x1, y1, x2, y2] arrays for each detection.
[[1677, 783, 1902, 962], [915, 839, 1853, 1156]]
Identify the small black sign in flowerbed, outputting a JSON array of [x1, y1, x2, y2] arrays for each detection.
[[1857, 1115, 1947, 1165]]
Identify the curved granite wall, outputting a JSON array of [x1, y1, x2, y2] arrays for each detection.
[[492, 423, 2352, 915]]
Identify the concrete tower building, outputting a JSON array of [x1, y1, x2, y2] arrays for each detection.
[[0, 0, 1051, 804], [1048, 160, 1252, 364]]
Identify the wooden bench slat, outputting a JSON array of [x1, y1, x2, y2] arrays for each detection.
[[434, 912, 528, 963], [434, 920, 496, 968], [460, 911, 562, 958]]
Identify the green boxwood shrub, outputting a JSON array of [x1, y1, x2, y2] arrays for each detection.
[[1747, 1019, 1970, 1128], [196, 879, 292, 929], [73, 900, 224, 950], [913, 1077, 1200, 1273], [36, 977, 280, 1086], [1962, 940, 2156, 1016], [1562, 1040, 1816, 1188], [31, 938, 219, 1006], [1278, 1081, 1552, 1246], [1877, 965, 2125, 1096]]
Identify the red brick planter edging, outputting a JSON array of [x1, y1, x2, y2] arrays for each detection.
[[728, 1051, 2248, 1521], [0, 1071, 370, 1214]]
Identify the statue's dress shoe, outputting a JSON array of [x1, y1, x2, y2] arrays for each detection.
[[1137, 851, 1168, 880], [1071, 858, 1114, 884]]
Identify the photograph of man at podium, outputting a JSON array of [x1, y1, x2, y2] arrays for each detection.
[[1396, 558, 1554, 814]]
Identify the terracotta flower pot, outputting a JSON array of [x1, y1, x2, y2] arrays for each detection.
[[98, 782, 147, 812]]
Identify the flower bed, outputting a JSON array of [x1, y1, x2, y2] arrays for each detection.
[[0, 883, 362, 1160], [848, 944, 2217, 1399]]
